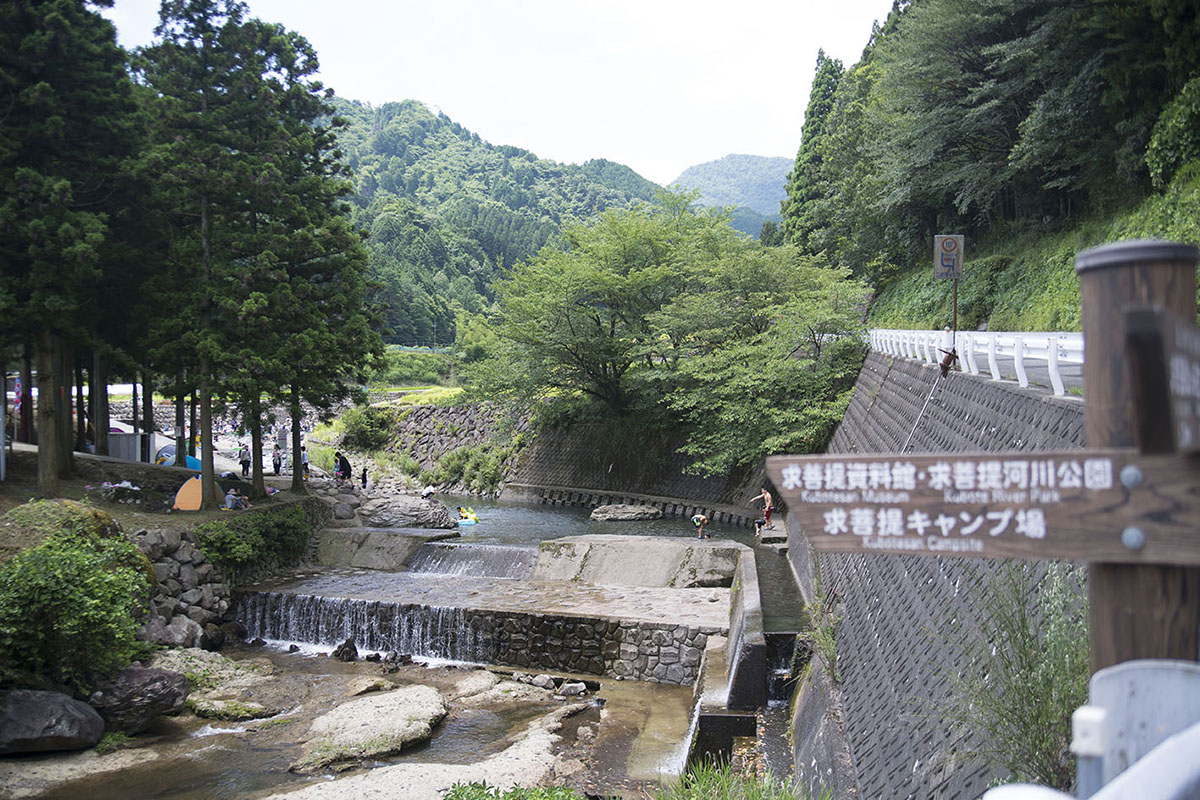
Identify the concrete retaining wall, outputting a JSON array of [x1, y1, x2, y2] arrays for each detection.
[[788, 352, 1086, 798]]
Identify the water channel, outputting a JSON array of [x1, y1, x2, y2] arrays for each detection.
[[5, 495, 805, 800]]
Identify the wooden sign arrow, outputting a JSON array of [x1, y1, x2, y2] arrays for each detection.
[[766, 449, 1200, 565]]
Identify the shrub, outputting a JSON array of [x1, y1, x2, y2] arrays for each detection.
[[0, 527, 152, 692], [340, 405, 398, 452], [654, 761, 829, 799], [420, 443, 509, 494], [1147, 76, 1200, 189], [195, 506, 311, 585], [939, 562, 1088, 789]]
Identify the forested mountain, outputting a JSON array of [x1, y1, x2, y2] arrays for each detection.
[[331, 99, 661, 344], [672, 154, 791, 216], [781, 1, 1200, 296]]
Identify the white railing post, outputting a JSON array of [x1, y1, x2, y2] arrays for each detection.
[[1048, 337, 1065, 396], [987, 335, 1001, 380], [1013, 337, 1028, 388]]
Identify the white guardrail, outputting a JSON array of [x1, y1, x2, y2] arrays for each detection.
[[869, 328, 1084, 397]]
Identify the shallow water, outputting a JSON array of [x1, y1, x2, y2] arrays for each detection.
[[439, 493, 757, 547]]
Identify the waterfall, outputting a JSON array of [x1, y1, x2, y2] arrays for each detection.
[[405, 542, 537, 580], [237, 592, 498, 663]]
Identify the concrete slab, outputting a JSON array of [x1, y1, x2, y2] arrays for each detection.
[[531, 534, 743, 589]]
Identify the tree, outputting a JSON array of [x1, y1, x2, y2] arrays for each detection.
[[483, 194, 731, 417], [0, 0, 139, 493], [781, 50, 843, 246], [654, 249, 871, 475]]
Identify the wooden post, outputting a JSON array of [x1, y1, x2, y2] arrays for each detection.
[[1076, 239, 1200, 672]]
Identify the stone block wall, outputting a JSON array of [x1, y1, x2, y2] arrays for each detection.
[[237, 589, 721, 685], [394, 404, 530, 472], [131, 526, 231, 650], [788, 352, 1086, 799], [130, 497, 329, 651]]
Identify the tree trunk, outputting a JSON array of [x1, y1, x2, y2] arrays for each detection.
[[173, 370, 187, 468], [198, 368, 223, 508], [19, 343, 33, 444], [55, 340, 73, 478], [189, 389, 197, 456], [75, 360, 86, 451], [290, 385, 306, 495], [141, 371, 154, 462], [250, 395, 265, 498], [35, 329, 61, 495], [92, 352, 109, 456]]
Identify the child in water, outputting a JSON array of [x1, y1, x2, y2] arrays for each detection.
[[691, 513, 710, 539]]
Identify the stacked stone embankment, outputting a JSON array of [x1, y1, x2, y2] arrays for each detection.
[[787, 352, 1085, 799]]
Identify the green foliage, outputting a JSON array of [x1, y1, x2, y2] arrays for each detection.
[[672, 154, 792, 216], [444, 783, 581, 800], [0, 524, 152, 692], [3, 499, 122, 542], [369, 347, 456, 387], [95, 732, 132, 755], [340, 405, 398, 452], [802, 571, 842, 684], [467, 199, 869, 474], [194, 506, 310, 585], [869, 163, 1200, 331], [940, 563, 1088, 789], [780, 0, 1200, 288], [373, 450, 421, 477], [421, 443, 511, 495], [333, 98, 662, 345], [654, 761, 829, 800]]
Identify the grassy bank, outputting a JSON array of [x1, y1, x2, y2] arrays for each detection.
[[868, 164, 1200, 332]]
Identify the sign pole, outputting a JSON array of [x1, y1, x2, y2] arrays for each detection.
[[1075, 239, 1200, 672]]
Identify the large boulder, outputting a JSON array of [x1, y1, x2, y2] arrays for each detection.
[[289, 684, 448, 772], [589, 503, 663, 521], [88, 666, 189, 734], [358, 496, 457, 529], [0, 690, 104, 754]]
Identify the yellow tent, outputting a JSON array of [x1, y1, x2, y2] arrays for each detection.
[[173, 476, 203, 511]]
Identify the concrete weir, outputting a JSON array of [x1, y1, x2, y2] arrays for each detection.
[[236, 534, 758, 686], [235, 533, 770, 791]]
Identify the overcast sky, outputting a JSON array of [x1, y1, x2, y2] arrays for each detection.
[[101, 0, 894, 185]]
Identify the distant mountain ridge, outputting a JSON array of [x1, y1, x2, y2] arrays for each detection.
[[671, 154, 791, 217], [331, 98, 663, 344]]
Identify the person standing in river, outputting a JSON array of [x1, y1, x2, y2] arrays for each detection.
[[691, 513, 710, 539], [750, 487, 774, 533]]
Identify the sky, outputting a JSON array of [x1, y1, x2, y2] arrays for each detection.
[[101, 0, 895, 186]]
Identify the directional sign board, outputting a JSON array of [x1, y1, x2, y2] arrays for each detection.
[[933, 234, 964, 280], [766, 449, 1200, 565], [1125, 306, 1200, 454]]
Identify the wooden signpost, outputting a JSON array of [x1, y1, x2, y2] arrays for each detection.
[[768, 239, 1200, 673]]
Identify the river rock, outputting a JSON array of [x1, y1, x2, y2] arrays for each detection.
[[358, 496, 457, 529], [589, 504, 663, 521], [88, 666, 189, 734], [331, 638, 359, 662], [530, 674, 556, 690], [290, 684, 448, 772], [559, 682, 587, 697], [0, 690, 104, 754]]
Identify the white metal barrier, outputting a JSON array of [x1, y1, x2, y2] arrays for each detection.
[[869, 328, 1084, 397]]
